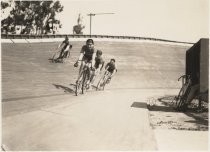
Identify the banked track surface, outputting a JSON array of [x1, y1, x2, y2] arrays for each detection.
[[2, 41, 191, 150]]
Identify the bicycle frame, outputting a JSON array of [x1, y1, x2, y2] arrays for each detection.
[[75, 60, 92, 96], [96, 70, 111, 91], [174, 74, 192, 111]]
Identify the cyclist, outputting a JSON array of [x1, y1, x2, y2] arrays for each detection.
[[55, 36, 72, 61], [74, 39, 96, 88], [104, 58, 117, 84], [89, 50, 105, 86]]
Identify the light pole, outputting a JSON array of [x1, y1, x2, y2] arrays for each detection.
[[87, 13, 114, 37]]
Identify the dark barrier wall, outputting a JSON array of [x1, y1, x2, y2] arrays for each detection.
[[200, 39, 209, 92], [186, 38, 209, 93], [186, 40, 200, 85]]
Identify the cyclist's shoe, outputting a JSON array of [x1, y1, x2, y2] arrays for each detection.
[[74, 61, 79, 67], [106, 78, 111, 84], [90, 66, 95, 71], [87, 84, 93, 90], [86, 84, 90, 89]]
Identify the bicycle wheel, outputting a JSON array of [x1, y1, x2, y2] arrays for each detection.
[[75, 72, 83, 96], [96, 76, 105, 91], [174, 86, 185, 108], [75, 81, 81, 96], [102, 77, 108, 90], [176, 86, 191, 111]]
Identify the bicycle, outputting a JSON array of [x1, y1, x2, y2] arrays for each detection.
[[75, 60, 92, 96], [96, 70, 112, 91], [173, 75, 192, 111], [51, 44, 72, 63]]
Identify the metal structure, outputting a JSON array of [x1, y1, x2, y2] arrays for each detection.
[[87, 13, 114, 37]]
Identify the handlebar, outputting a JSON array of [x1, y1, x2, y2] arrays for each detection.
[[178, 75, 186, 81], [178, 75, 191, 81]]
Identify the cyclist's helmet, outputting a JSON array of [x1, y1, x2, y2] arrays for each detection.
[[86, 39, 94, 44], [96, 50, 102, 56], [65, 35, 69, 40], [111, 58, 115, 62]]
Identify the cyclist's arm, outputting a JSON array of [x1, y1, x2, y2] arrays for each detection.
[[91, 52, 96, 68], [57, 42, 63, 49], [97, 64, 103, 71], [110, 65, 117, 77], [64, 45, 70, 52], [105, 63, 109, 70], [110, 69, 116, 77], [78, 53, 84, 61], [57, 44, 61, 49], [77, 46, 86, 62]]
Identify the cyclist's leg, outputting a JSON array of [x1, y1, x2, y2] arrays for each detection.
[[106, 71, 113, 84], [77, 61, 84, 82], [61, 51, 68, 62], [57, 48, 64, 59], [89, 70, 95, 84], [85, 64, 92, 89], [97, 71, 106, 89], [62, 51, 68, 58], [90, 69, 99, 85]]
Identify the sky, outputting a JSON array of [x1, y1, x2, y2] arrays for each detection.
[[56, 0, 209, 42]]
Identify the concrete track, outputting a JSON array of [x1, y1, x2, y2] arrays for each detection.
[[2, 41, 192, 150]]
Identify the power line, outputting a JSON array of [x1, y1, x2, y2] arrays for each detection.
[[87, 13, 114, 37]]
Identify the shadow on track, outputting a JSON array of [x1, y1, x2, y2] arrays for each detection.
[[53, 84, 75, 94], [48, 58, 64, 63], [131, 101, 178, 112], [184, 112, 209, 126], [131, 102, 147, 109]]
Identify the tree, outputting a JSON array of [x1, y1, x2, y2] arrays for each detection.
[[1, 0, 64, 34], [1, 0, 14, 33]]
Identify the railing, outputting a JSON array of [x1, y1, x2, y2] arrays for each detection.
[[1, 34, 194, 44]]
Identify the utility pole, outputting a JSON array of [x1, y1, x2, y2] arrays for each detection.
[[87, 13, 114, 37]]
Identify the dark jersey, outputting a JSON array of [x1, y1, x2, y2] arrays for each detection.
[[105, 62, 116, 73], [62, 40, 70, 51], [94, 56, 104, 69], [80, 45, 95, 60]]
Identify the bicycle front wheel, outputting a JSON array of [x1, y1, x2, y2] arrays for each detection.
[[96, 77, 106, 91], [75, 72, 84, 96], [75, 82, 81, 96], [176, 86, 191, 111], [174, 86, 185, 108]]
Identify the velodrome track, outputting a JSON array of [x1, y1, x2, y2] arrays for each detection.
[[2, 40, 191, 150]]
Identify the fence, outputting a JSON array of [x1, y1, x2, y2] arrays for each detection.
[[1, 34, 194, 45]]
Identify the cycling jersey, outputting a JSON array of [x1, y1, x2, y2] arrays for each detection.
[[94, 56, 104, 69], [61, 40, 70, 51], [80, 45, 95, 61], [105, 62, 116, 73]]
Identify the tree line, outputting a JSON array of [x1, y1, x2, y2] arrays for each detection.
[[1, 0, 64, 34]]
